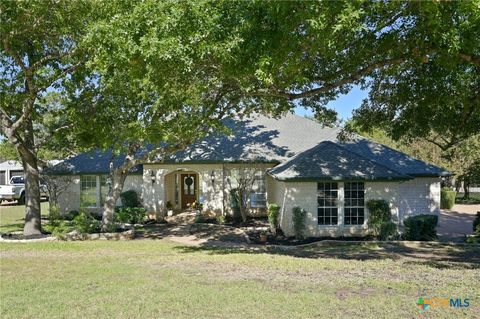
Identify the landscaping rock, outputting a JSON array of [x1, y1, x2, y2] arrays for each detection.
[[62, 229, 135, 241]]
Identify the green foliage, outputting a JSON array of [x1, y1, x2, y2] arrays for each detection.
[[366, 199, 392, 239], [216, 215, 226, 225], [440, 188, 456, 209], [379, 222, 397, 241], [473, 212, 480, 233], [403, 215, 439, 241], [44, 205, 72, 237], [267, 203, 281, 235], [72, 211, 101, 234], [120, 190, 142, 208], [292, 206, 306, 240], [114, 207, 146, 224], [65, 210, 80, 221], [194, 214, 205, 224]]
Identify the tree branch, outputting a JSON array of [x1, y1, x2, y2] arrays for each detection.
[[458, 53, 480, 68], [254, 57, 405, 100]]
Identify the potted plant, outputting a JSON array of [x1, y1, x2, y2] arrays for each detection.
[[259, 230, 268, 243]]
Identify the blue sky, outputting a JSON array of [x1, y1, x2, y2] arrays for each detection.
[[294, 85, 369, 121]]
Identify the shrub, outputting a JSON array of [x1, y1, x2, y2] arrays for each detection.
[[44, 206, 72, 237], [194, 214, 205, 224], [48, 205, 62, 228], [72, 210, 101, 233], [120, 190, 142, 208], [65, 210, 80, 221], [292, 206, 306, 240], [267, 203, 281, 236], [440, 188, 456, 209], [114, 207, 147, 224], [403, 214, 438, 241], [216, 215, 226, 225], [366, 199, 392, 238], [473, 212, 480, 232], [379, 221, 397, 240]]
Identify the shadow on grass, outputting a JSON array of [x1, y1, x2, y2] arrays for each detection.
[[173, 241, 480, 270]]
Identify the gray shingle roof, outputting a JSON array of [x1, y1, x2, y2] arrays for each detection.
[[268, 141, 410, 181], [49, 113, 449, 178], [47, 149, 142, 175]]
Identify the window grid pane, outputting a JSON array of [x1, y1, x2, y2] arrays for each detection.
[[317, 182, 338, 225], [344, 182, 365, 225], [80, 175, 97, 207]]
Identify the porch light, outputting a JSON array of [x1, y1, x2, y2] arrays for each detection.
[[151, 170, 156, 184], [211, 171, 215, 186]]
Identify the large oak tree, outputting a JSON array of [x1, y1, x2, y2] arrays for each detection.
[[0, 0, 97, 235]]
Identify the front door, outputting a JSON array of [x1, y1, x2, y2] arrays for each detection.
[[181, 173, 197, 209]]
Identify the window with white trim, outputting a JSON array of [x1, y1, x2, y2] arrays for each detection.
[[250, 171, 266, 208], [80, 175, 97, 207], [344, 182, 365, 225], [317, 182, 338, 225]]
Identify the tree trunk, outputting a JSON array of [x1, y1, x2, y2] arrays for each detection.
[[238, 189, 248, 222], [22, 154, 42, 236], [101, 169, 127, 232], [463, 177, 470, 199], [17, 119, 42, 236]]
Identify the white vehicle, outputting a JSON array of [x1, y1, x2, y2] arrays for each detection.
[[0, 176, 48, 205]]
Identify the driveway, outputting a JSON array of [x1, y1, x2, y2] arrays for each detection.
[[437, 204, 479, 241]]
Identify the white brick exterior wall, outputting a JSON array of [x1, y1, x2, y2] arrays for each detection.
[[56, 174, 143, 215], [271, 177, 441, 237]]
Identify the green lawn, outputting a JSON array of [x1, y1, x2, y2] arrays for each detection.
[[456, 192, 480, 204], [1, 206, 479, 318], [0, 202, 49, 233]]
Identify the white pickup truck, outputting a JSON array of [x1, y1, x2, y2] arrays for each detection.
[[0, 176, 48, 205]]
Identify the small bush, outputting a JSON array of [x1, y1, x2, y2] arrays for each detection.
[[473, 212, 480, 232], [114, 207, 147, 224], [379, 221, 397, 240], [194, 214, 205, 224], [72, 211, 101, 233], [267, 203, 281, 235], [216, 215, 226, 225], [65, 210, 80, 221], [403, 214, 438, 241], [367, 199, 391, 238], [120, 190, 142, 208], [440, 188, 456, 209], [292, 206, 306, 240], [48, 205, 62, 228]]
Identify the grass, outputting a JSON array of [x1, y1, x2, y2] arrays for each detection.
[[1, 206, 479, 318], [456, 192, 480, 205], [0, 202, 49, 233]]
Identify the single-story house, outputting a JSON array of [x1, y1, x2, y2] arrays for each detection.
[[49, 113, 449, 237]]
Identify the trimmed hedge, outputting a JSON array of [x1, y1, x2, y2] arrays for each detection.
[[403, 214, 438, 241], [114, 207, 146, 224], [440, 188, 456, 209]]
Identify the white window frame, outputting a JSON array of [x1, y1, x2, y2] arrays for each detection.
[[317, 182, 339, 226]]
